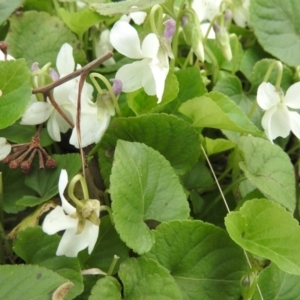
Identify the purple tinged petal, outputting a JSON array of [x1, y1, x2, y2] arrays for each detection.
[[110, 78, 123, 96], [50, 68, 59, 81], [163, 18, 176, 42], [31, 62, 39, 72]]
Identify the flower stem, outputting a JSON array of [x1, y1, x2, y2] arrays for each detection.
[[149, 4, 163, 35], [100, 205, 114, 224], [68, 174, 90, 207], [89, 73, 121, 117], [204, 45, 219, 85], [263, 60, 283, 89], [107, 255, 120, 276]]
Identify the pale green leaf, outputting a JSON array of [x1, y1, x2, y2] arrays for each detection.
[[238, 136, 296, 212], [0, 264, 68, 300], [90, 0, 165, 16], [145, 220, 248, 300], [162, 66, 207, 116], [250, 0, 300, 66], [119, 257, 182, 300], [225, 199, 300, 275], [179, 91, 262, 135], [110, 140, 189, 254], [253, 263, 300, 300], [204, 137, 236, 156], [6, 11, 85, 68], [59, 7, 104, 40], [0, 59, 31, 129], [0, 0, 24, 25]]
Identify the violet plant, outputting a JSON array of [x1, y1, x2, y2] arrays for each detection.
[[1, 0, 300, 299]]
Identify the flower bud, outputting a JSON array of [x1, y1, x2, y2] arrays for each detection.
[[213, 22, 232, 61]]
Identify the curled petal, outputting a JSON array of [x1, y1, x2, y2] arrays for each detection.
[[110, 21, 143, 59], [115, 60, 148, 92], [59, 169, 76, 215], [289, 111, 300, 139], [0, 137, 11, 160], [257, 82, 280, 110], [42, 206, 77, 235], [284, 82, 300, 109], [141, 33, 160, 58], [262, 104, 290, 141], [56, 43, 75, 76]]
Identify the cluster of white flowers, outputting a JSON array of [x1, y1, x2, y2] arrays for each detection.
[[20, 43, 115, 148]]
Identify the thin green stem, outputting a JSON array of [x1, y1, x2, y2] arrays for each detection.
[[182, 48, 194, 69], [68, 174, 90, 207], [100, 205, 114, 224], [230, 34, 239, 75], [107, 255, 120, 276], [170, 0, 187, 69], [263, 60, 283, 89], [52, 0, 61, 17], [89, 73, 121, 117], [149, 4, 163, 35], [204, 45, 219, 85]]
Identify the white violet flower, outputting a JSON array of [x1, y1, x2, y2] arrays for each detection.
[[42, 169, 100, 257], [110, 20, 169, 103], [0, 138, 11, 160], [20, 43, 77, 142], [257, 82, 300, 141]]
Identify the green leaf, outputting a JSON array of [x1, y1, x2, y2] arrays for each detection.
[[162, 66, 207, 116], [204, 137, 236, 156], [89, 276, 122, 300], [144, 220, 248, 300], [250, 0, 300, 66], [239, 42, 268, 81], [59, 7, 104, 40], [225, 199, 300, 275], [0, 164, 37, 213], [0, 264, 68, 300], [119, 257, 182, 300], [238, 136, 296, 212], [97, 114, 200, 187], [16, 153, 82, 207], [90, 0, 165, 16], [6, 11, 85, 68], [253, 263, 300, 300], [110, 140, 190, 254], [0, 59, 31, 129], [127, 70, 179, 115], [86, 216, 129, 275], [250, 59, 294, 94], [13, 226, 83, 299], [179, 91, 262, 135], [0, 0, 24, 25]]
